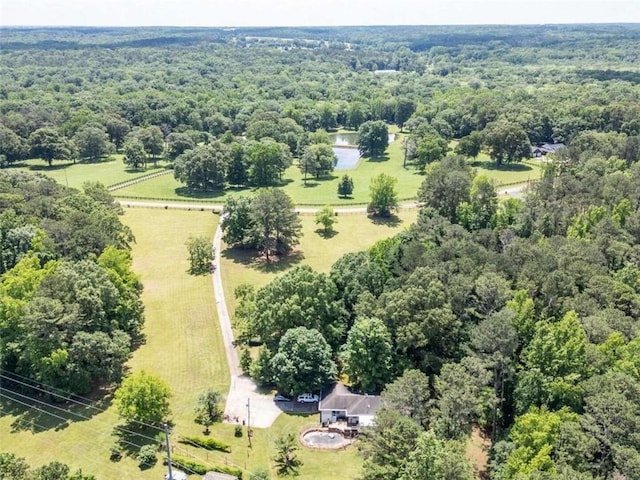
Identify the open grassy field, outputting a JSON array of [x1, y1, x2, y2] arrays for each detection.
[[12, 141, 541, 207], [0, 208, 224, 478], [222, 209, 418, 317], [8, 156, 170, 190]]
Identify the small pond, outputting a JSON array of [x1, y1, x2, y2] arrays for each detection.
[[329, 132, 396, 147], [333, 147, 360, 170], [301, 429, 351, 449], [330, 132, 359, 146]]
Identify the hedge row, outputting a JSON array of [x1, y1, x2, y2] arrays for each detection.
[[180, 435, 232, 453], [171, 455, 242, 479]]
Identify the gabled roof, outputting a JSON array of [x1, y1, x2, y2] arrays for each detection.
[[532, 143, 565, 154], [319, 383, 382, 416]]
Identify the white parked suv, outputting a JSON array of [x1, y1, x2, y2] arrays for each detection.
[[297, 393, 319, 403]]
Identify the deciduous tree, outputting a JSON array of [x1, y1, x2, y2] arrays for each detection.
[[270, 327, 337, 395], [358, 120, 388, 157], [399, 431, 474, 480], [484, 121, 531, 166], [185, 235, 213, 275], [340, 316, 393, 392], [29, 128, 72, 166], [250, 188, 301, 262], [123, 138, 146, 170], [368, 173, 398, 217], [74, 126, 113, 161], [315, 205, 336, 235], [114, 371, 171, 424], [250, 265, 347, 350], [194, 389, 223, 434]]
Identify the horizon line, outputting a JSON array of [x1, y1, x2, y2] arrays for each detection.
[[2, 22, 640, 28]]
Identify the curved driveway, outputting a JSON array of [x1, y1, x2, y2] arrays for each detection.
[[118, 182, 527, 428]]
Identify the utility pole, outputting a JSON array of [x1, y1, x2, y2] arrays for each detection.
[[246, 397, 252, 448], [164, 423, 174, 480]]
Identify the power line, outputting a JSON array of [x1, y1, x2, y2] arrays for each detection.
[[0, 401, 150, 479], [0, 369, 166, 434], [0, 374, 164, 446], [0, 389, 241, 474], [0, 390, 161, 453], [0, 398, 202, 478], [0, 376, 243, 475]]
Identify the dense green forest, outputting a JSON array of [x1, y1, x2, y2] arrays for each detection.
[[2, 24, 640, 479], [1, 25, 639, 186], [235, 132, 640, 479], [0, 172, 143, 395]]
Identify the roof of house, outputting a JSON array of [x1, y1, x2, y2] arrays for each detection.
[[532, 143, 565, 154], [319, 383, 382, 417], [203, 472, 238, 480]]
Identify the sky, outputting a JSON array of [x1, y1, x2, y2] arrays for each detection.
[[1, 0, 639, 27]]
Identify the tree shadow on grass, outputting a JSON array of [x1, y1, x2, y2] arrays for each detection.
[[112, 423, 165, 462], [365, 154, 390, 163], [0, 387, 114, 434], [175, 187, 227, 199], [315, 228, 338, 239], [368, 213, 402, 227], [221, 247, 304, 273], [469, 159, 533, 172], [26, 162, 75, 171]]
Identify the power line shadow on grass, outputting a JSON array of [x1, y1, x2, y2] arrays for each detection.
[[0, 389, 114, 433], [112, 423, 165, 463], [1, 397, 68, 433]]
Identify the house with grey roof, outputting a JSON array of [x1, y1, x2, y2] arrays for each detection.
[[318, 383, 381, 428], [531, 143, 565, 157]]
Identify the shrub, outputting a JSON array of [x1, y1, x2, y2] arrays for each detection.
[[137, 444, 158, 468], [171, 456, 243, 479], [180, 435, 232, 453], [109, 445, 123, 462]]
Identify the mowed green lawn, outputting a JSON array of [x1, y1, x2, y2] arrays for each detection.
[[8, 156, 169, 190], [0, 208, 225, 478], [222, 209, 418, 317], [12, 141, 541, 206], [178, 413, 363, 479]]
